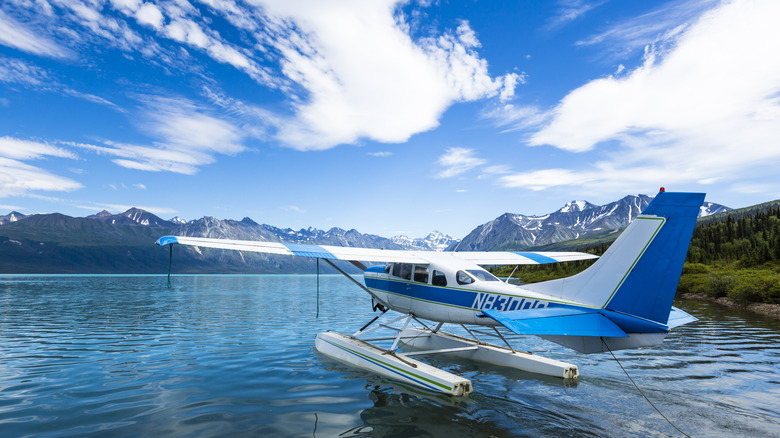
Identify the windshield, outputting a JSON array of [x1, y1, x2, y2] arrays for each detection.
[[466, 269, 499, 282]]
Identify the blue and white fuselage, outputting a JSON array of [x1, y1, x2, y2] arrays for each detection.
[[363, 257, 563, 326]]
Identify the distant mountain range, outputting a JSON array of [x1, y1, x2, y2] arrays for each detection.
[[0, 208, 457, 273], [0, 194, 729, 273], [448, 195, 729, 251]]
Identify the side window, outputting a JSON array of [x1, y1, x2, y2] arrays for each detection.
[[456, 270, 474, 285], [413, 265, 429, 283], [393, 263, 412, 280], [384, 263, 392, 274], [432, 270, 447, 287]]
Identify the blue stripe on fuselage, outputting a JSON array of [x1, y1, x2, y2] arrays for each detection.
[[364, 277, 555, 312]]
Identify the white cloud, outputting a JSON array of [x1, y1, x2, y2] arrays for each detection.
[[576, 0, 718, 58], [134, 183, 147, 189], [368, 151, 392, 157], [69, 95, 246, 174], [0, 56, 50, 86], [545, 0, 605, 30], [0, 10, 72, 58], [0, 136, 76, 160], [0, 57, 122, 110], [8, 0, 520, 155], [483, 103, 548, 133], [435, 147, 487, 179], [0, 137, 82, 197], [505, 0, 780, 195], [245, 0, 518, 150], [281, 205, 306, 213], [136, 3, 165, 29]]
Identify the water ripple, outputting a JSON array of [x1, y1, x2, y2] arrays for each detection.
[[1, 277, 779, 437]]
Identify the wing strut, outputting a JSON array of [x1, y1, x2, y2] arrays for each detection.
[[167, 244, 173, 289], [322, 258, 373, 295]]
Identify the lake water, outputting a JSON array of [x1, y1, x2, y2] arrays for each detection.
[[1, 275, 779, 437]]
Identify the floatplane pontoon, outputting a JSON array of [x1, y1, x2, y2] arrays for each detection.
[[156, 190, 702, 396]]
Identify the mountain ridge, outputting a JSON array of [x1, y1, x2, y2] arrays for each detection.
[[449, 194, 729, 251], [0, 194, 730, 273]]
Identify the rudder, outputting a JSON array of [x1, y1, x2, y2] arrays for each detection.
[[604, 191, 704, 324]]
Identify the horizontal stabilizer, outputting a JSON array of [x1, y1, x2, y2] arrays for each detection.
[[667, 306, 698, 329], [481, 308, 628, 338]]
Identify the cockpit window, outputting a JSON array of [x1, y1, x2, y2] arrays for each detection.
[[466, 269, 500, 282], [456, 270, 474, 285], [392, 263, 412, 280], [432, 270, 447, 287], [413, 265, 429, 283]]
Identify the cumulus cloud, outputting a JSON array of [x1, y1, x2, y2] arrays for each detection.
[[502, 0, 780, 194], [7, 0, 520, 156], [240, 0, 519, 150], [0, 137, 82, 197]]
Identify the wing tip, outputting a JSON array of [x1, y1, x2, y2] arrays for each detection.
[[156, 236, 179, 246]]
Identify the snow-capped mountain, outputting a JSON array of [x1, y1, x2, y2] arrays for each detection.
[[170, 216, 187, 224], [391, 231, 459, 251], [450, 195, 731, 251], [700, 202, 729, 217], [88, 208, 172, 227], [0, 211, 27, 225]]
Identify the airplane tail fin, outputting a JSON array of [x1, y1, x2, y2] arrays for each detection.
[[522, 191, 704, 326]]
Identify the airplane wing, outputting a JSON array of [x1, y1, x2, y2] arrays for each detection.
[[155, 235, 597, 265]]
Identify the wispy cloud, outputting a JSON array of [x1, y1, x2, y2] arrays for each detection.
[[70, 95, 246, 174], [435, 147, 487, 178], [576, 0, 718, 59], [0, 137, 82, 197], [7, 0, 522, 156], [0, 9, 73, 58], [368, 151, 392, 157], [0, 57, 123, 110], [281, 205, 306, 213], [503, 0, 780, 196], [482, 103, 549, 133], [544, 0, 605, 31]]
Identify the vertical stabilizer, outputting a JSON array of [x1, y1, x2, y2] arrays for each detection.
[[521, 191, 704, 326], [604, 191, 704, 324]]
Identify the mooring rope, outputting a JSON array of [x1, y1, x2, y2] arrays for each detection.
[[602, 339, 691, 438], [167, 244, 173, 289]]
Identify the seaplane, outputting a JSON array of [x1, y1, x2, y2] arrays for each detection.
[[156, 190, 702, 396]]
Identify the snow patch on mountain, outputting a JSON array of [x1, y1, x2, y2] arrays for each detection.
[[392, 231, 459, 251]]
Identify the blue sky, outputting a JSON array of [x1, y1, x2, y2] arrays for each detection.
[[1, 0, 779, 238]]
